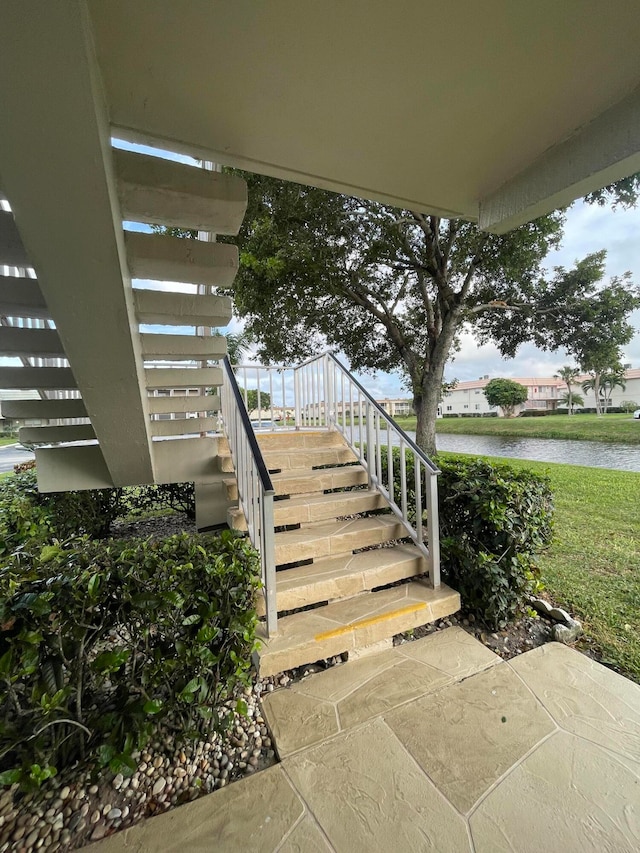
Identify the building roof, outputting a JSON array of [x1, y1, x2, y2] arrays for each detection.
[[451, 369, 640, 392]]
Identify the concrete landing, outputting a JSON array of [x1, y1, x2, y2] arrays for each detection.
[[85, 631, 640, 853]]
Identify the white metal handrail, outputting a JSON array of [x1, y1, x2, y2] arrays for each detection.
[[293, 352, 441, 587], [228, 350, 441, 632], [220, 357, 277, 635]]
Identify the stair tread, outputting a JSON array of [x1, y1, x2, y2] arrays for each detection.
[[256, 580, 460, 676], [276, 544, 425, 589], [228, 489, 388, 531], [275, 514, 402, 544]]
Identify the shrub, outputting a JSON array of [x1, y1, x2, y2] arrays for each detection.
[[0, 531, 260, 790], [123, 482, 196, 520], [437, 457, 553, 628], [380, 448, 553, 629], [518, 409, 549, 417], [0, 469, 124, 555]]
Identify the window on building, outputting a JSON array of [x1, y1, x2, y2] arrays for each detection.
[[446, 405, 452, 411], [463, 404, 469, 409], [475, 404, 480, 410]]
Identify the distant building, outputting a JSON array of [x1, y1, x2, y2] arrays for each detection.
[[441, 369, 640, 416]]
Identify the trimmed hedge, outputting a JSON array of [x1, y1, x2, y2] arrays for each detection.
[[0, 470, 197, 555], [381, 448, 553, 629], [437, 456, 553, 629], [0, 531, 260, 790]]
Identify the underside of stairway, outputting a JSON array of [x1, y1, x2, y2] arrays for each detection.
[[223, 429, 460, 677]]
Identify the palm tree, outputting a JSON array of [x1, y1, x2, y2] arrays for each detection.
[[599, 370, 626, 413], [581, 369, 625, 414], [554, 366, 580, 415], [215, 330, 253, 365], [558, 391, 584, 413]]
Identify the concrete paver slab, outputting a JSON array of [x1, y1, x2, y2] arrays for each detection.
[[284, 718, 471, 853], [509, 642, 640, 761], [385, 663, 556, 813], [262, 690, 339, 758], [294, 650, 398, 703], [84, 765, 302, 853], [279, 815, 334, 853], [337, 658, 451, 729], [470, 731, 640, 853], [398, 625, 501, 678]]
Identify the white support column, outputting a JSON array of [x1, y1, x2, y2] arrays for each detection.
[[0, 3, 154, 485]]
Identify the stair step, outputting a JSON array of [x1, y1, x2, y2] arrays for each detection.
[[274, 515, 406, 565], [256, 544, 427, 616], [262, 445, 357, 471], [256, 430, 346, 451], [223, 465, 368, 500], [256, 580, 460, 676], [228, 489, 388, 531]]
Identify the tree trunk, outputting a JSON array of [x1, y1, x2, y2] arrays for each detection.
[[594, 373, 602, 416], [413, 371, 446, 458]]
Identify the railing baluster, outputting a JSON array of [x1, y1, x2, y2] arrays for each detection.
[[400, 437, 407, 519], [415, 455, 423, 544], [388, 421, 394, 505]]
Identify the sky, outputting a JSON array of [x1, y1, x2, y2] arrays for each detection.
[[3, 139, 639, 401]]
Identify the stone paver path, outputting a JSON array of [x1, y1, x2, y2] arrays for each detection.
[[86, 629, 640, 852]]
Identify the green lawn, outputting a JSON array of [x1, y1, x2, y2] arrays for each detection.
[[0, 436, 17, 447], [440, 452, 640, 682], [393, 412, 640, 444]]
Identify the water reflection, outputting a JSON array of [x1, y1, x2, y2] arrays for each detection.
[[342, 425, 640, 472]]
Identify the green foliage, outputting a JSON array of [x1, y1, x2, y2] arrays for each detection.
[[621, 400, 639, 413], [437, 457, 553, 629], [0, 531, 260, 789], [380, 448, 553, 628], [483, 378, 529, 417], [123, 482, 196, 520], [239, 388, 271, 414], [0, 470, 124, 556]]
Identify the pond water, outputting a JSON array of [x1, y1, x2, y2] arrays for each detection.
[[343, 425, 640, 473], [433, 433, 640, 473]]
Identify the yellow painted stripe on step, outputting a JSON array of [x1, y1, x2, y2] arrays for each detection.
[[314, 602, 427, 642]]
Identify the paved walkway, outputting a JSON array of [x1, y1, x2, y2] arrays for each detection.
[[86, 628, 640, 852]]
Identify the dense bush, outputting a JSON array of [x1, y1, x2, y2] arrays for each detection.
[[0, 531, 260, 790], [518, 409, 549, 417], [380, 448, 553, 628], [0, 471, 198, 555], [437, 456, 553, 629], [123, 482, 196, 520], [0, 470, 124, 555]]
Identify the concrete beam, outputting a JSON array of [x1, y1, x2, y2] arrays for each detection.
[[36, 444, 115, 491], [148, 393, 219, 414], [36, 436, 226, 492], [150, 416, 218, 437], [0, 276, 50, 319], [113, 148, 247, 235], [125, 231, 238, 287], [479, 84, 640, 233], [2, 398, 87, 419], [140, 332, 227, 360], [0, 3, 154, 485], [19, 424, 96, 443], [134, 289, 232, 327], [144, 367, 222, 389], [0, 326, 64, 358], [0, 210, 29, 267], [0, 366, 76, 389], [152, 436, 221, 484]]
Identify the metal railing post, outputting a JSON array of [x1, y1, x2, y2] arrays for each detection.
[[426, 471, 441, 587], [262, 492, 278, 633], [294, 368, 301, 429]]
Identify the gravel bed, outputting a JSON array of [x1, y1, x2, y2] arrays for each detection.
[[0, 678, 278, 852], [110, 513, 196, 540]]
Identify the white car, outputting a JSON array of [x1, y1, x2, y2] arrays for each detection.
[[634, 409, 640, 420]]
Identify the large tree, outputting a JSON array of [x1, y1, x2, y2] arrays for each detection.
[[483, 379, 528, 418], [227, 174, 639, 456]]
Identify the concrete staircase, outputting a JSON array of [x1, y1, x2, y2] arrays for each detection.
[[223, 430, 460, 676]]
